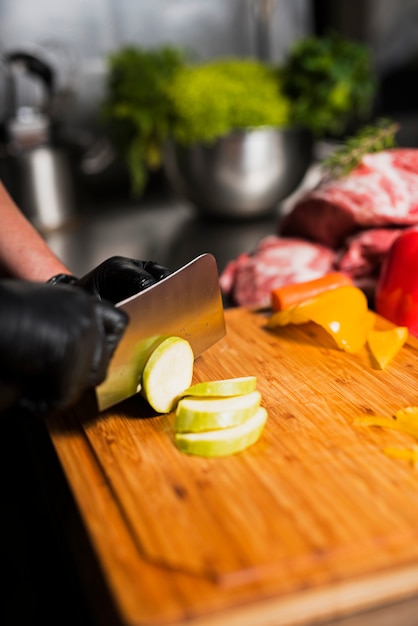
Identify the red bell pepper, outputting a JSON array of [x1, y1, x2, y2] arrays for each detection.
[[375, 229, 418, 336]]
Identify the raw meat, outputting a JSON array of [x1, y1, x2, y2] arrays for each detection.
[[220, 227, 414, 308], [220, 227, 414, 307], [335, 228, 405, 278], [220, 235, 336, 308], [221, 149, 418, 308], [280, 149, 418, 248]]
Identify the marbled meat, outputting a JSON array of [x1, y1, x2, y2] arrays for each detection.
[[220, 236, 336, 308], [280, 149, 418, 248]]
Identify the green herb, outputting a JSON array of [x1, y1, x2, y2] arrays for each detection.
[[321, 118, 399, 180], [102, 45, 185, 195], [101, 35, 379, 197], [167, 59, 291, 146], [280, 33, 377, 138]]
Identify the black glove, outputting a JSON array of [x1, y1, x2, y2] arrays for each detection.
[[0, 280, 128, 416], [48, 256, 172, 304]]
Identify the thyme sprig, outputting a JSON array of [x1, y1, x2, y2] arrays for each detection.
[[321, 118, 399, 181]]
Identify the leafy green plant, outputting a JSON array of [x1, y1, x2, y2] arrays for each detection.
[[102, 45, 184, 195], [102, 36, 378, 197], [280, 33, 377, 138], [167, 58, 291, 145]]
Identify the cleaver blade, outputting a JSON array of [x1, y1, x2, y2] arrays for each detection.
[[96, 253, 226, 411]]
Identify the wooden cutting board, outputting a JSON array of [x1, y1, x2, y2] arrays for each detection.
[[46, 307, 418, 626]]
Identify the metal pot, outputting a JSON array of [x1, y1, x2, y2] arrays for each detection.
[[0, 44, 77, 232], [163, 127, 313, 219]]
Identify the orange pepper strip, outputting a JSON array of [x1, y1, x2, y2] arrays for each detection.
[[271, 272, 353, 312]]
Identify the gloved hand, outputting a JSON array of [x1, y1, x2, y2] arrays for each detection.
[[0, 280, 128, 416], [48, 256, 172, 305]]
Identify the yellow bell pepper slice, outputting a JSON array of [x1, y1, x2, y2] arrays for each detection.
[[383, 445, 418, 467], [367, 326, 409, 370], [355, 406, 418, 439], [355, 407, 418, 468], [267, 286, 372, 353]]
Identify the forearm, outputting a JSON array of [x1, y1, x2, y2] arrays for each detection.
[[0, 182, 70, 281]]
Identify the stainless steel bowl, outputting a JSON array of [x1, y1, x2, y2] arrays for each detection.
[[164, 127, 313, 219]]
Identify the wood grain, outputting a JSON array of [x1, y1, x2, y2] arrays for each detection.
[[46, 307, 418, 626]]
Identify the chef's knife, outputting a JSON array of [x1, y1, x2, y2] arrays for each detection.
[[96, 253, 226, 411]]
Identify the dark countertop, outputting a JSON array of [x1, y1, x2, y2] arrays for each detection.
[[43, 187, 282, 279]]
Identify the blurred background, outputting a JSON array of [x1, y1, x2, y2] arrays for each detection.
[[0, 0, 300, 168], [1, 0, 418, 274], [2, 0, 418, 138], [0, 0, 311, 136]]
